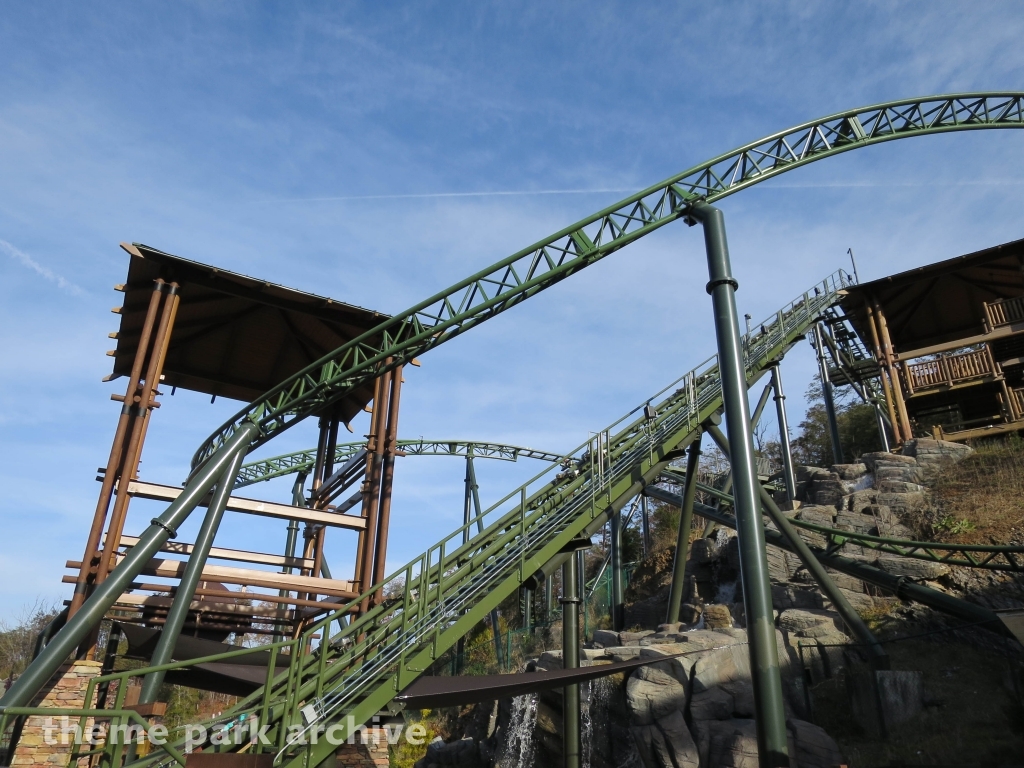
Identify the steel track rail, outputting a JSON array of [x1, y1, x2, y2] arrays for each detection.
[[88, 273, 844, 768], [191, 93, 1024, 470], [234, 439, 566, 488], [683, 478, 1024, 571]]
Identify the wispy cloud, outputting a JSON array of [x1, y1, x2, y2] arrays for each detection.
[[0, 238, 84, 295], [256, 179, 1024, 205], [253, 188, 636, 204]]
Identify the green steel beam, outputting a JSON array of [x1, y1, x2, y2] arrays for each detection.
[[91, 273, 844, 768], [686, 478, 1024, 571], [25, 272, 847, 768], [661, 493, 1010, 637], [191, 93, 1024, 471], [234, 439, 565, 488]]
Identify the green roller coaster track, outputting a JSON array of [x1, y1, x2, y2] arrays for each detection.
[[233, 440, 566, 488], [660, 473, 1024, 572], [4, 92, 1024, 768], [17, 271, 850, 768], [191, 92, 1024, 470]]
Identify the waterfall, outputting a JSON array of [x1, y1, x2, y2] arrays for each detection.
[[582, 681, 593, 768], [496, 694, 537, 768]]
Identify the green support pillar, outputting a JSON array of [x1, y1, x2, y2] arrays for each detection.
[[770, 364, 798, 503], [0, 422, 257, 710], [813, 323, 844, 465], [139, 446, 248, 704], [705, 423, 888, 668], [274, 472, 306, 644], [609, 508, 624, 631], [686, 202, 790, 767], [545, 575, 554, 622], [640, 495, 651, 555], [561, 549, 581, 768], [750, 382, 773, 431], [666, 432, 702, 625], [466, 453, 503, 669]]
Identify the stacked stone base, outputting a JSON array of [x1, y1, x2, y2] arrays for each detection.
[[11, 659, 102, 768]]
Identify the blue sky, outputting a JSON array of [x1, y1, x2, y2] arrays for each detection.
[[2, 2, 1024, 617]]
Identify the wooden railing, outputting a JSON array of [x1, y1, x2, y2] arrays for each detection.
[[984, 295, 1024, 329], [903, 347, 996, 392], [1012, 388, 1024, 419]]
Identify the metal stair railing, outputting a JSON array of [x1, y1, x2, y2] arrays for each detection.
[[265, 272, 851, 761], [6, 270, 849, 768], [205, 271, 848, 764]]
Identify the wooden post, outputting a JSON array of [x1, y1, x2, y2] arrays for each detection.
[[865, 302, 903, 443], [871, 299, 913, 442]]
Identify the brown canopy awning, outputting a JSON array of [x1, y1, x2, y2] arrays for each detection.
[[841, 237, 1024, 356], [110, 243, 392, 423]]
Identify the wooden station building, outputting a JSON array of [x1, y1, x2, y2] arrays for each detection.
[[840, 237, 1024, 443], [66, 243, 405, 671]]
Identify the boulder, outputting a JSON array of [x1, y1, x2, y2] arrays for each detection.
[[689, 686, 734, 720], [845, 489, 878, 513], [876, 556, 950, 580], [539, 700, 562, 735], [701, 718, 760, 768], [835, 510, 881, 535], [876, 491, 927, 517], [788, 718, 845, 768], [592, 629, 620, 648], [795, 505, 838, 527], [655, 710, 700, 768], [692, 643, 750, 693], [860, 451, 917, 471], [903, 438, 973, 480], [609, 647, 643, 661], [620, 630, 656, 645], [766, 545, 799, 582], [626, 664, 687, 725], [874, 465, 922, 484], [771, 583, 825, 611], [831, 463, 868, 480], [777, 608, 841, 634], [831, 587, 887, 615], [703, 604, 734, 629], [719, 679, 756, 717], [808, 475, 848, 507], [877, 480, 925, 494]]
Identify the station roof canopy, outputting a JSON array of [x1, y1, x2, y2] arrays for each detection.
[[840, 237, 1024, 356], [110, 243, 391, 421]]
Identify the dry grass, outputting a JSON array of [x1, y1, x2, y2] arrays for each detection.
[[925, 438, 1024, 545]]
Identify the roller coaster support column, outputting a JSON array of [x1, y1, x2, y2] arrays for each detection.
[[686, 202, 790, 766], [770, 364, 798, 503], [274, 474, 306, 643], [666, 431, 702, 625], [640, 495, 651, 555], [465, 452, 504, 668], [138, 446, 247, 704], [610, 506, 624, 631], [560, 538, 588, 768], [0, 422, 257, 710], [813, 323, 844, 465], [705, 424, 889, 669]]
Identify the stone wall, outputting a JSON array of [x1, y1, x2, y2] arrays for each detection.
[[334, 728, 389, 768], [11, 659, 102, 768]]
